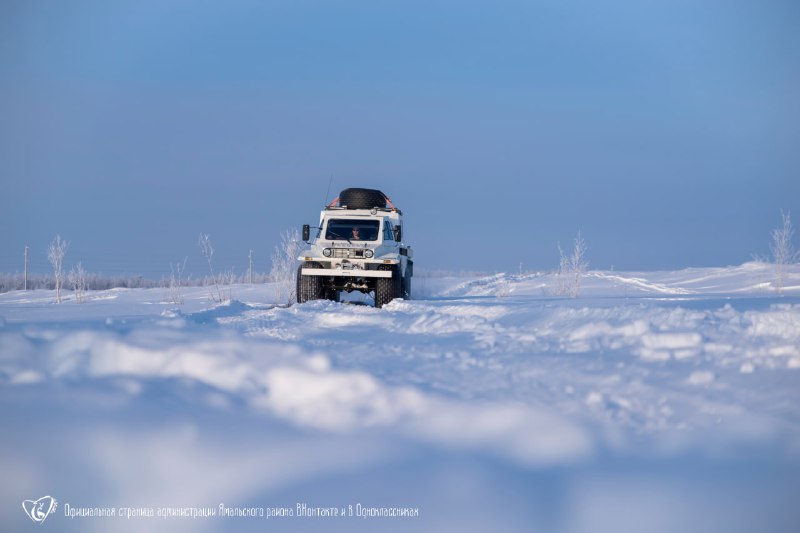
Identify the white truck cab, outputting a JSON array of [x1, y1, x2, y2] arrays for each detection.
[[297, 188, 413, 308]]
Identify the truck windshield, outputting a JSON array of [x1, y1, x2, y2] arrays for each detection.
[[325, 219, 380, 241]]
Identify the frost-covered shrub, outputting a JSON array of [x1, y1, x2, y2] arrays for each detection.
[[555, 232, 588, 298], [68, 262, 87, 303], [270, 228, 301, 306], [47, 235, 68, 303], [168, 258, 188, 305], [198, 233, 229, 303], [771, 211, 799, 295]]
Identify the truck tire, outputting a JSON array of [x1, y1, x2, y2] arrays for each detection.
[[402, 270, 412, 300], [339, 188, 387, 210], [296, 263, 324, 303], [375, 265, 400, 308]]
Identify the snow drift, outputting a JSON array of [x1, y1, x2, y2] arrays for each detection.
[[1, 263, 799, 532]]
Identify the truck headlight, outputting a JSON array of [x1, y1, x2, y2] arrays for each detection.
[[364, 249, 374, 258], [323, 248, 332, 257]]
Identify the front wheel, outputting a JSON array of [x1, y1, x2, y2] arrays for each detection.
[[375, 265, 401, 308], [296, 264, 324, 303]]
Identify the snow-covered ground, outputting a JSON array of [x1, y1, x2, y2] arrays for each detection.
[[1, 262, 799, 532]]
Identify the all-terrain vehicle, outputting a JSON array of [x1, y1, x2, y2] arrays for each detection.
[[296, 188, 413, 308]]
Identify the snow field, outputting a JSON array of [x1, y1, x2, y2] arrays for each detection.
[[1, 263, 799, 532]]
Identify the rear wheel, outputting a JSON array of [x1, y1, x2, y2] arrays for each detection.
[[296, 263, 324, 303], [401, 271, 412, 300]]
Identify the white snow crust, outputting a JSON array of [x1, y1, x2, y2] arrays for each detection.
[[1, 262, 799, 532]]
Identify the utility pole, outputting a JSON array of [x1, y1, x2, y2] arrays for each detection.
[[24, 246, 28, 291], [248, 249, 253, 284]]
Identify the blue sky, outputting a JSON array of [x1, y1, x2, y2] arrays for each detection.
[[1, 0, 798, 276]]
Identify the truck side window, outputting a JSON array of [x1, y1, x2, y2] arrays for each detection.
[[384, 222, 394, 241]]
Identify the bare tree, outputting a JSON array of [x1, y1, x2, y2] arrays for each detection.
[[68, 262, 87, 303], [270, 228, 301, 306], [47, 235, 69, 303], [199, 233, 227, 303], [770, 210, 798, 295], [555, 231, 588, 298]]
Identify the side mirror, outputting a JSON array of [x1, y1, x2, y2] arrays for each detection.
[[302, 224, 310, 242], [394, 226, 402, 242]]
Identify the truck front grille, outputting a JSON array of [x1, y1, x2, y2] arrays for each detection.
[[330, 248, 368, 259]]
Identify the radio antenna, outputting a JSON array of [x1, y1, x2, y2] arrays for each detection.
[[323, 174, 333, 206]]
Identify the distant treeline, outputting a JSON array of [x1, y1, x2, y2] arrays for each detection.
[[0, 273, 158, 293], [0, 272, 274, 294]]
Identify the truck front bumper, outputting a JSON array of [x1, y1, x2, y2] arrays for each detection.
[[300, 268, 392, 278]]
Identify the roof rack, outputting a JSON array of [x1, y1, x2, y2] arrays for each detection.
[[323, 205, 403, 215]]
